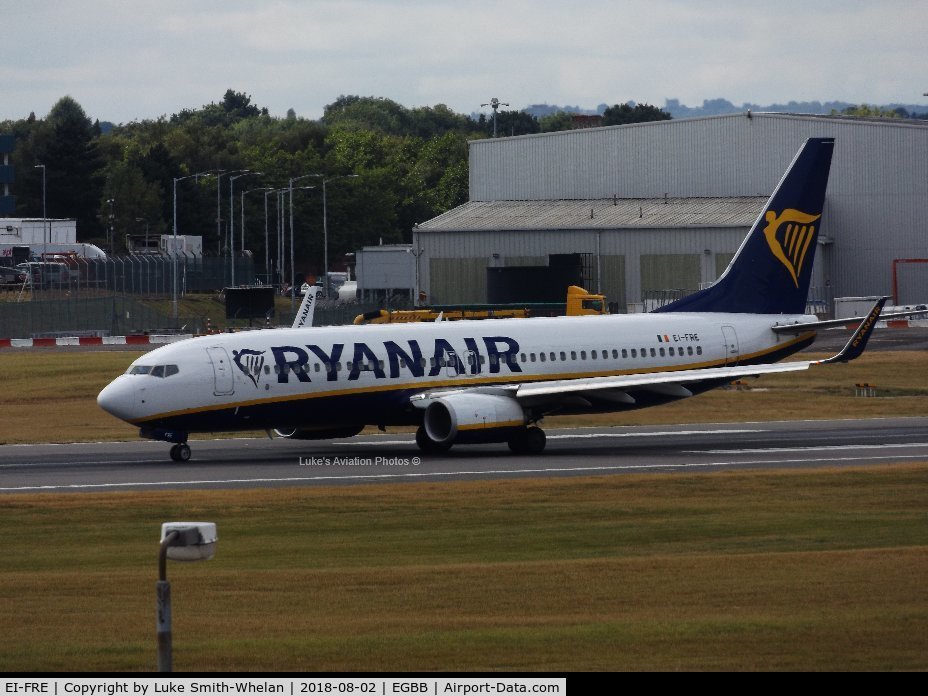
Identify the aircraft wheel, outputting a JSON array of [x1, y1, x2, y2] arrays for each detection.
[[416, 426, 452, 453], [508, 427, 546, 454], [524, 427, 546, 453], [170, 443, 191, 462]]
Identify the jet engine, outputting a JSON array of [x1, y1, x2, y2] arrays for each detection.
[[423, 392, 526, 446], [273, 425, 364, 440]]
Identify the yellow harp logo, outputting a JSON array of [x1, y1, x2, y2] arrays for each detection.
[[763, 209, 821, 288]]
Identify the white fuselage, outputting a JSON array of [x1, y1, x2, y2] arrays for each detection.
[[97, 312, 816, 433]]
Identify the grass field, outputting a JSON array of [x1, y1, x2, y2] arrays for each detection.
[[1, 468, 926, 671], [1, 349, 927, 444], [1, 347, 926, 671]]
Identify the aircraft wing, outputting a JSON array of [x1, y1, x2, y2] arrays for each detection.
[[772, 297, 927, 334], [410, 297, 884, 409]]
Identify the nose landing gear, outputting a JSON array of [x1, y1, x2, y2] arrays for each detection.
[[140, 428, 192, 463]]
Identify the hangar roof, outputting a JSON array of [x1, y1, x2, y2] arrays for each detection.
[[416, 196, 768, 232]]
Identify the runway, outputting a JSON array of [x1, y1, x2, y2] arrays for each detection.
[[2, 417, 927, 493]]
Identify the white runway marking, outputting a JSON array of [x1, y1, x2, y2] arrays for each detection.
[[2, 452, 925, 492], [692, 442, 928, 454]]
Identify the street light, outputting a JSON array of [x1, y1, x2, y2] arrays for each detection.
[[230, 171, 262, 286], [480, 97, 510, 138], [34, 164, 46, 258], [243, 187, 276, 285], [288, 174, 319, 312], [173, 170, 217, 322], [306, 174, 359, 299], [157, 521, 217, 672]]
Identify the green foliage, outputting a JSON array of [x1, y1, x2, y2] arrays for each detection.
[[539, 111, 574, 133], [834, 104, 904, 119], [602, 102, 672, 126], [1, 91, 528, 270]]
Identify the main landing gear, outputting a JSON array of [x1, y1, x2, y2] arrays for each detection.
[[507, 426, 546, 454], [413, 425, 547, 454], [169, 443, 192, 462]]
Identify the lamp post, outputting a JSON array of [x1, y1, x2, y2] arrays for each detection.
[[288, 174, 319, 312], [480, 97, 509, 138], [306, 174, 359, 299], [229, 172, 262, 286], [173, 170, 216, 322], [157, 522, 217, 672], [34, 164, 47, 258], [243, 187, 276, 285]]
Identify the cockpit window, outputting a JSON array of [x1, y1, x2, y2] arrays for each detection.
[[128, 364, 179, 377]]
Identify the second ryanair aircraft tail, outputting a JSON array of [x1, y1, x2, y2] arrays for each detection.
[[656, 137, 835, 315]]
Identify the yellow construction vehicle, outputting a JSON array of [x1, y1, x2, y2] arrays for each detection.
[[354, 286, 608, 324]]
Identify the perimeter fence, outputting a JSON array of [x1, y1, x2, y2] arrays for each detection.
[[0, 254, 401, 337]]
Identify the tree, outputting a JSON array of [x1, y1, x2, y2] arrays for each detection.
[[539, 111, 574, 133], [602, 102, 671, 126], [37, 96, 106, 238], [833, 104, 903, 119]]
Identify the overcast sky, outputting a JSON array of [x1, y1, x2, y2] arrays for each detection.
[[2, 0, 926, 124]]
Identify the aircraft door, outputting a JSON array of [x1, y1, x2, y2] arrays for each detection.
[[207, 346, 235, 395], [721, 325, 740, 365]]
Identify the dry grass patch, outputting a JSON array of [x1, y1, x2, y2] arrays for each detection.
[[1, 467, 926, 671], [0, 349, 927, 444]]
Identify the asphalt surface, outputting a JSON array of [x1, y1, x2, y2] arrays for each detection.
[[2, 417, 926, 494]]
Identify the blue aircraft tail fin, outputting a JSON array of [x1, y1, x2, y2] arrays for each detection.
[[655, 137, 834, 314]]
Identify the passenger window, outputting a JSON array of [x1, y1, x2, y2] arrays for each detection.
[[265, 365, 271, 375], [669, 347, 675, 356], [696, 346, 703, 355], [687, 346, 694, 356], [659, 348, 665, 357], [622, 349, 628, 358], [650, 348, 656, 357], [530, 353, 536, 362], [612, 349, 618, 359], [571, 351, 577, 360], [549, 352, 555, 361], [560, 351, 566, 361], [631, 349, 637, 358], [520, 353, 527, 362], [580, 351, 587, 360], [539, 353, 546, 362], [591, 350, 597, 359], [314, 363, 321, 372]]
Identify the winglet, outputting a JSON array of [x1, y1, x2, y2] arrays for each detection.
[[818, 297, 887, 364]]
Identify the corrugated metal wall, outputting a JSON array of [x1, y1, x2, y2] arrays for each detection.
[[420, 227, 746, 307], [460, 114, 928, 303]]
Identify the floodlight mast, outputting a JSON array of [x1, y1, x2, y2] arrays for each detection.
[[480, 97, 509, 138]]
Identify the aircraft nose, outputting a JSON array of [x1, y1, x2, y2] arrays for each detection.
[[97, 377, 137, 422]]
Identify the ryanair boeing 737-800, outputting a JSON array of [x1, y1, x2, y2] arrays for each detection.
[[98, 137, 888, 462]]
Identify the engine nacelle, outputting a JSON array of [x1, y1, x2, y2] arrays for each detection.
[[273, 425, 364, 440], [423, 393, 526, 445]]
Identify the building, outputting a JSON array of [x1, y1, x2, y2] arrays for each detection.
[[414, 113, 928, 312], [355, 244, 416, 305]]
